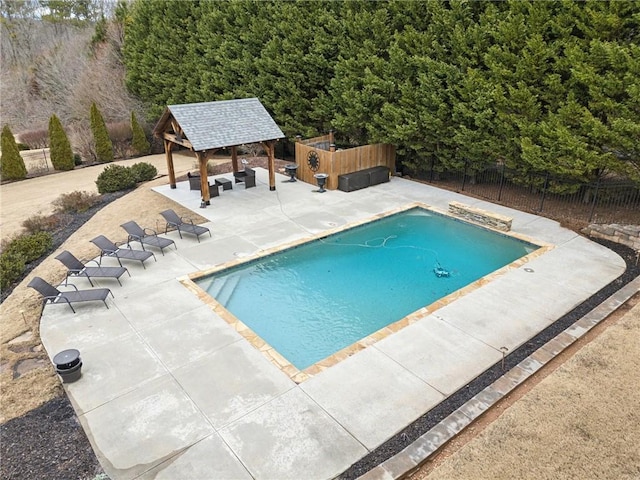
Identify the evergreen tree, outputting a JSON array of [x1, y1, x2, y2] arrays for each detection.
[[131, 111, 150, 155], [0, 124, 28, 180], [90, 102, 114, 163], [48, 114, 75, 171]]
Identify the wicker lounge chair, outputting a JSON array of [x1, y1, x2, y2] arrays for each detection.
[[159, 209, 211, 242], [28, 276, 113, 313], [120, 221, 177, 255], [90, 235, 156, 268], [55, 251, 130, 287]]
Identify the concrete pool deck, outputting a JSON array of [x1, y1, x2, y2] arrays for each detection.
[[40, 168, 627, 479]]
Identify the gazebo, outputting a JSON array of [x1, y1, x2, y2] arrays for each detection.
[[153, 98, 285, 203]]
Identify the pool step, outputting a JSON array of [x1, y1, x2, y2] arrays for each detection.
[[207, 276, 240, 307]]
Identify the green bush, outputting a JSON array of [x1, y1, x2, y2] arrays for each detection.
[[130, 162, 157, 183], [131, 111, 151, 155], [5, 232, 53, 263], [95, 164, 136, 193], [17, 143, 30, 151], [74, 153, 82, 165], [0, 251, 25, 291], [48, 114, 75, 171], [52, 191, 100, 213], [90, 103, 114, 163], [1, 124, 28, 180]]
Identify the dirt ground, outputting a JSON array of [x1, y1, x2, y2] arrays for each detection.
[[1, 154, 639, 479]]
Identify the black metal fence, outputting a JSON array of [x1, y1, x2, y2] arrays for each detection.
[[412, 162, 640, 226]]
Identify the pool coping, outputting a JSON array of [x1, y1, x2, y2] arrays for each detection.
[[356, 275, 640, 480], [180, 202, 553, 383]]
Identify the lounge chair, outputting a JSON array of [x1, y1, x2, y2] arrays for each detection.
[[159, 209, 211, 242], [90, 235, 156, 268], [28, 276, 113, 313], [120, 221, 177, 255], [55, 250, 130, 287]]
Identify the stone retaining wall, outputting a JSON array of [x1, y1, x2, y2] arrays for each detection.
[[582, 224, 640, 252], [448, 201, 513, 232]]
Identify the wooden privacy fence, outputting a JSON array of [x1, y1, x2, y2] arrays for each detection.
[[294, 135, 395, 190]]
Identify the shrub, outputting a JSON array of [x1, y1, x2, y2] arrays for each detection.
[[52, 191, 100, 213], [74, 153, 82, 166], [5, 232, 53, 263], [96, 164, 136, 193], [17, 143, 30, 151], [107, 121, 132, 159], [22, 214, 65, 234], [90, 103, 114, 163], [0, 252, 25, 291], [48, 114, 75, 171], [18, 129, 49, 149], [0, 125, 28, 180], [130, 162, 157, 183], [131, 111, 150, 156]]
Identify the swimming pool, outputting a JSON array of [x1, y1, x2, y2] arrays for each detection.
[[194, 206, 540, 372]]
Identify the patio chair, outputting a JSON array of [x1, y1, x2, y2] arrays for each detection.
[[187, 172, 220, 197], [90, 235, 156, 268], [233, 166, 256, 189], [55, 250, 130, 287], [159, 209, 211, 242], [120, 220, 177, 255], [28, 276, 113, 313]]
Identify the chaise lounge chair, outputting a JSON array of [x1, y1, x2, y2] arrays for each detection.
[[159, 209, 211, 242], [90, 235, 156, 268], [28, 276, 113, 313], [120, 221, 177, 255], [55, 250, 130, 287]]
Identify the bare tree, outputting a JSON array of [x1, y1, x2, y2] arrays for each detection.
[[1, 1, 145, 161]]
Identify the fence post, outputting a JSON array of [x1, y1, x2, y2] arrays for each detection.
[[461, 159, 468, 191], [538, 172, 549, 212], [497, 163, 505, 201], [588, 177, 601, 223]]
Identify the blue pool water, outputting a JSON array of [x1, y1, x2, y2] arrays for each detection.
[[197, 207, 539, 370]]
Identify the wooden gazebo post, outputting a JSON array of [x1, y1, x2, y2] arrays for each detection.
[[262, 140, 277, 191], [164, 139, 177, 189], [231, 146, 239, 175], [196, 151, 211, 204]]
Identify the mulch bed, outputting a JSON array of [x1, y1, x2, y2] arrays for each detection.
[[0, 396, 104, 480], [1, 173, 637, 479]]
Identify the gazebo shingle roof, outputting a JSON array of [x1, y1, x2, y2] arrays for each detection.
[[156, 97, 285, 152]]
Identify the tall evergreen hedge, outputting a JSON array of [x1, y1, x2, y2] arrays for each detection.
[[0, 124, 28, 180], [48, 115, 75, 171], [90, 102, 114, 163], [123, 0, 640, 184]]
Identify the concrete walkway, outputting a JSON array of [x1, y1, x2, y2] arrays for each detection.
[[39, 169, 625, 479]]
